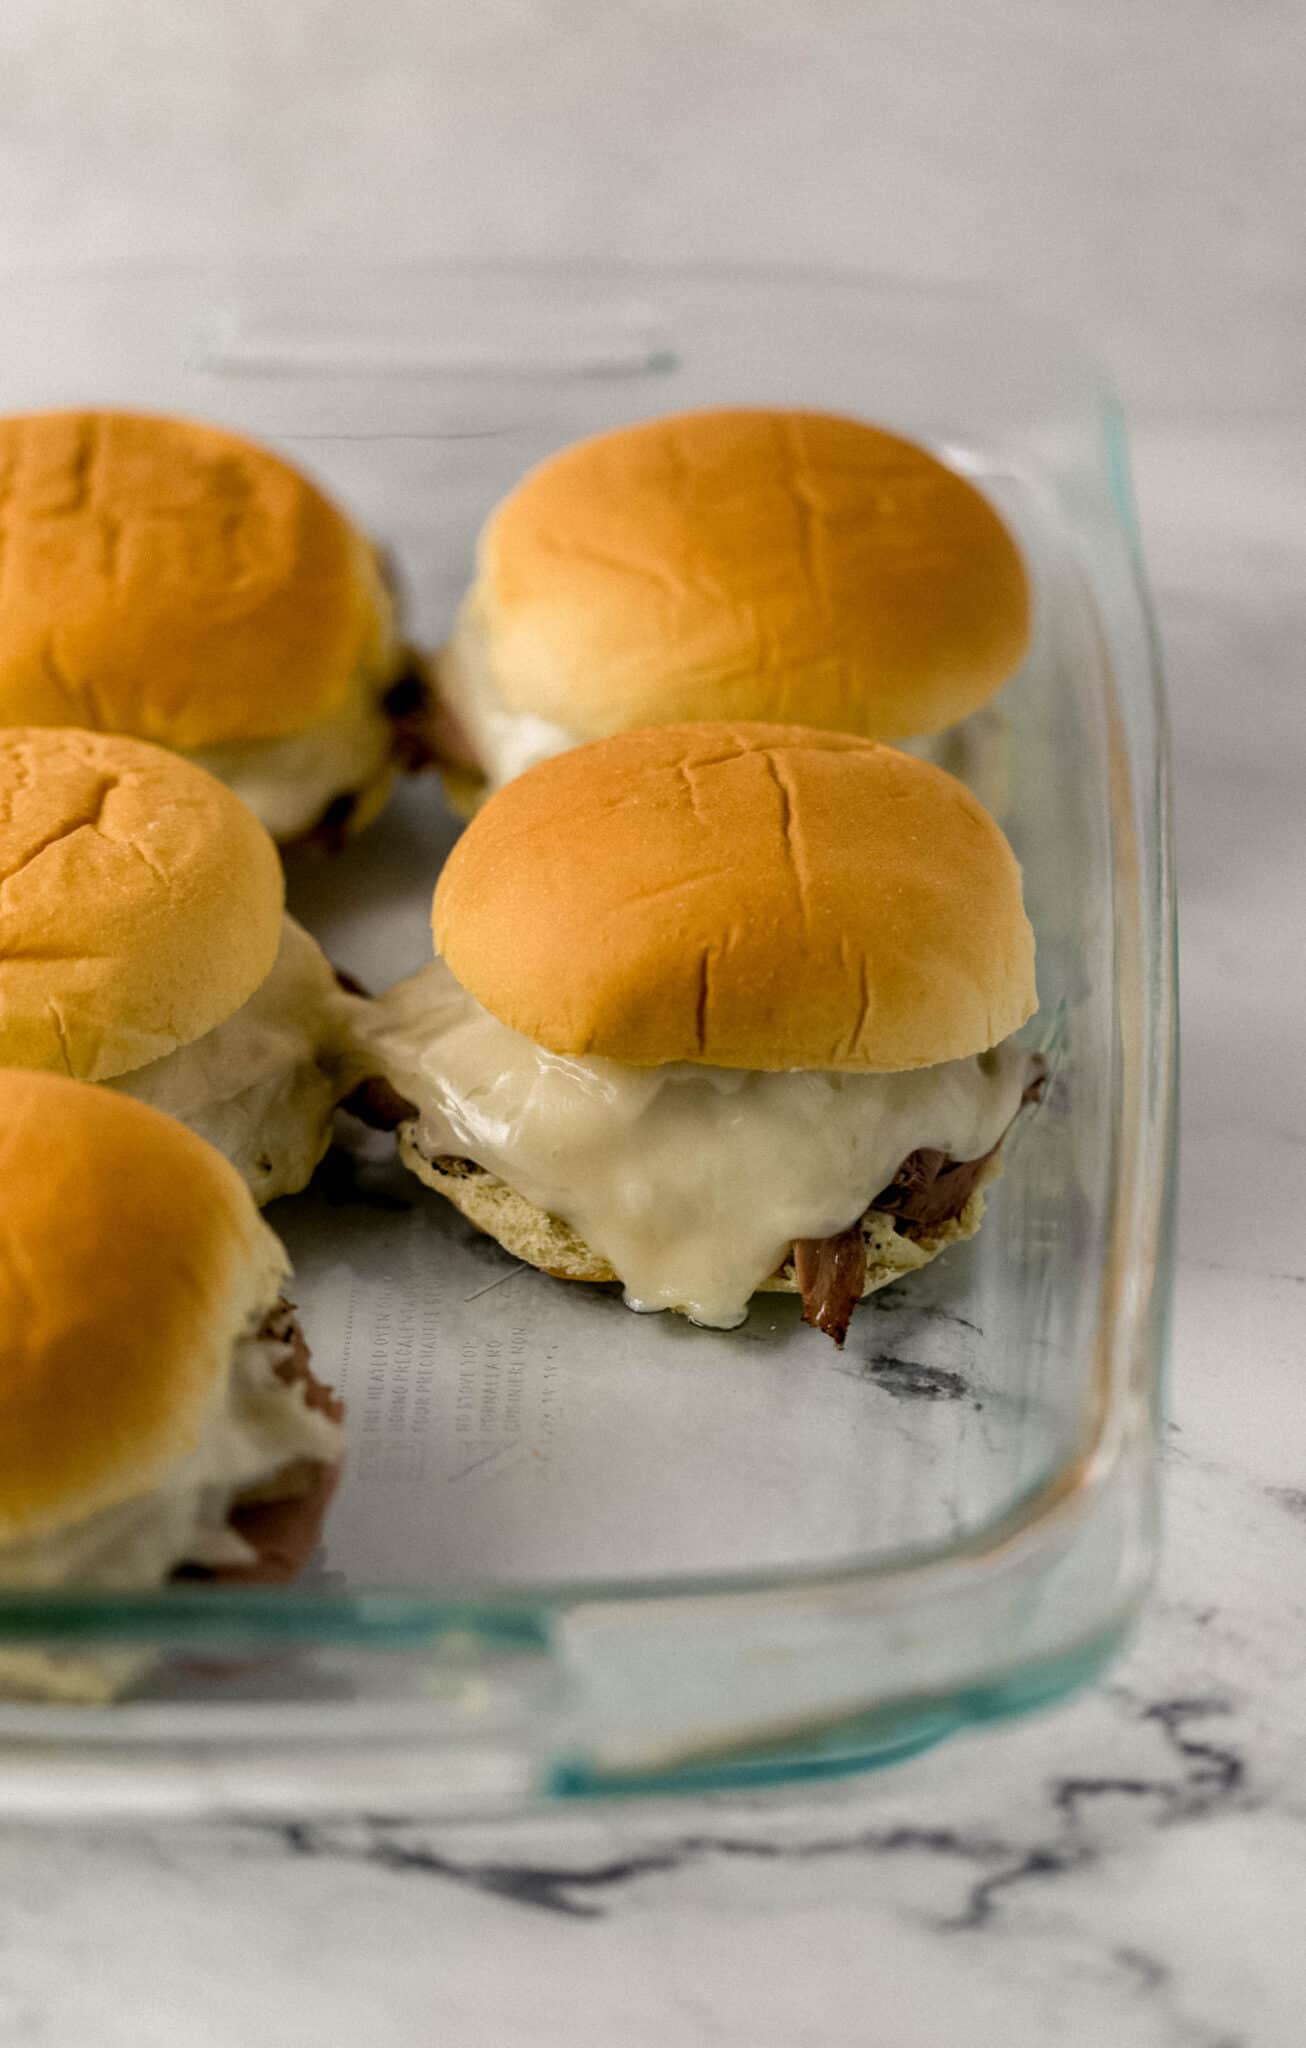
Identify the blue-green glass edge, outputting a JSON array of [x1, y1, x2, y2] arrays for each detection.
[[549, 1622, 1135, 1798]]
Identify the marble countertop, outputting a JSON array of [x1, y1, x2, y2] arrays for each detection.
[[1, 5, 1303, 2043]]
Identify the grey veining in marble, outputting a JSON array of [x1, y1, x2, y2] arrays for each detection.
[[0, 6, 1303, 2045]]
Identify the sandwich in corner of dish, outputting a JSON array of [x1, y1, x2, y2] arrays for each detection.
[[0, 727, 386, 1203], [0, 407, 439, 846], [363, 722, 1046, 1345], [428, 406, 1030, 805], [0, 1071, 344, 1701]]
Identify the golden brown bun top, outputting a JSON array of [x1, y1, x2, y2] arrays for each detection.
[[434, 723, 1036, 1072], [0, 1071, 283, 1544], [477, 407, 1030, 743], [0, 409, 387, 749], [0, 728, 283, 1081]]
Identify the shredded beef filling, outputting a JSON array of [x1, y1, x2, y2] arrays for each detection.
[[382, 659, 441, 772], [290, 788, 360, 857], [792, 1143, 1000, 1348], [175, 1302, 343, 1588], [339, 1072, 420, 1131], [216, 1468, 341, 1587], [332, 963, 371, 999], [869, 1143, 997, 1231], [795, 1059, 1046, 1346], [793, 1227, 867, 1347]]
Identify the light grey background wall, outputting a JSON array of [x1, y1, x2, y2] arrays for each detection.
[[1, 0, 1301, 419]]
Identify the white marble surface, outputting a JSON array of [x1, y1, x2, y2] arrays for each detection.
[[1, 6, 1305, 2044]]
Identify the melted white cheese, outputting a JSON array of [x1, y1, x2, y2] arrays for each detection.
[[437, 596, 577, 790], [186, 551, 403, 840], [366, 960, 1034, 1329], [108, 917, 368, 1205], [186, 680, 397, 842], [0, 1318, 341, 1592]]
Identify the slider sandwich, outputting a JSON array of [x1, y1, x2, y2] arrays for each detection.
[[0, 1071, 342, 1698], [434, 407, 1029, 801], [0, 728, 380, 1203], [368, 723, 1044, 1343], [0, 408, 434, 846]]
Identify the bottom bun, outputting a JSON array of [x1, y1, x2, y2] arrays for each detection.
[[399, 1131, 1000, 1306]]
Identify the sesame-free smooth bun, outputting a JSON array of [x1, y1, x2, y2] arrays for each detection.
[[468, 407, 1029, 746], [0, 1071, 284, 1548], [433, 723, 1037, 1072], [0, 729, 283, 1081], [0, 408, 389, 751]]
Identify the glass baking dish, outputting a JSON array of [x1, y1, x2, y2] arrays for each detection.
[[0, 265, 1174, 1818]]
